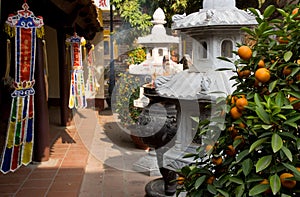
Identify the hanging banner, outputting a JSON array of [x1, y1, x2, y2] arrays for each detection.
[[85, 43, 99, 98], [66, 33, 87, 109], [94, 0, 111, 10], [1, 2, 44, 174]]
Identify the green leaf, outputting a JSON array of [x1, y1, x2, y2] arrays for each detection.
[[284, 115, 300, 125], [275, 91, 285, 107], [207, 184, 217, 195], [281, 146, 293, 162], [256, 155, 272, 172], [269, 80, 278, 93], [248, 8, 261, 18], [254, 93, 263, 108], [283, 122, 297, 129], [272, 133, 283, 153], [282, 163, 300, 180], [270, 174, 281, 195], [235, 184, 245, 197], [281, 194, 292, 197], [241, 27, 255, 36], [229, 177, 244, 185], [278, 132, 297, 140], [249, 184, 270, 196], [289, 91, 300, 99], [262, 125, 273, 130], [194, 175, 206, 189], [242, 158, 253, 176], [217, 189, 230, 197], [284, 51, 293, 62], [249, 137, 269, 153], [256, 106, 271, 124], [263, 5, 276, 18], [236, 149, 249, 162], [277, 114, 288, 120]]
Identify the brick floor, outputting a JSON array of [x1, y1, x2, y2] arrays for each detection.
[[0, 107, 159, 197]]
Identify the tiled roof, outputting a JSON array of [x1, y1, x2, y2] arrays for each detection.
[[172, 7, 257, 30], [154, 69, 233, 101]]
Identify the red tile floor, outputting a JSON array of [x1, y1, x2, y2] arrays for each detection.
[[0, 106, 159, 197]]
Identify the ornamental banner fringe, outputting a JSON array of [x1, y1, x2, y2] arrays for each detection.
[[85, 43, 99, 98], [66, 33, 87, 109], [1, 2, 44, 174]]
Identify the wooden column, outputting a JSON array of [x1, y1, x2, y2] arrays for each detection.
[[57, 29, 72, 126], [33, 39, 50, 162]]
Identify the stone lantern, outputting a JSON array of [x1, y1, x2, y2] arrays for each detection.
[[160, 0, 258, 178], [138, 0, 258, 196]]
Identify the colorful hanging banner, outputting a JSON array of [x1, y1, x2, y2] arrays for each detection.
[[85, 43, 99, 98], [67, 33, 87, 109], [94, 0, 111, 10], [1, 2, 44, 174]]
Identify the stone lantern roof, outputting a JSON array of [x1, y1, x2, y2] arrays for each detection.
[[172, 0, 257, 31], [138, 7, 179, 45], [155, 0, 258, 99]]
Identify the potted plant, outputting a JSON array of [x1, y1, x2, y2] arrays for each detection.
[[176, 5, 300, 196], [113, 71, 149, 150]]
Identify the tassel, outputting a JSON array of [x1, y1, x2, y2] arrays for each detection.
[[5, 39, 11, 80], [42, 40, 49, 101], [82, 44, 87, 63]]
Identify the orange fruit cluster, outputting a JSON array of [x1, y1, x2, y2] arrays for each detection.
[[229, 95, 248, 120]]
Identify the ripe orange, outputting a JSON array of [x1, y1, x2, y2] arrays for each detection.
[[287, 78, 294, 85], [226, 95, 235, 105], [258, 59, 265, 68], [289, 96, 300, 110], [292, 7, 300, 20], [206, 176, 215, 184], [278, 36, 291, 44], [234, 135, 245, 147], [230, 106, 242, 119], [260, 179, 269, 185], [238, 69, 251, 78], [228, 126, 239, 138], [226, 145, 236, 157], [212, 156, 223, 166], [177, 176, 185, 185], [283, 66, 292, 76], [255, 68, 271, 83], [235, 97, 248, 111], [238, 46, 252, 60], [292, 7, 299, 15], [205, 144, 214, 152], [238, 122, 246, 128], [296, 74, 300, 81], [280, 173, 296, 189]]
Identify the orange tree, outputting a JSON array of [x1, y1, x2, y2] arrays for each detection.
[[176, 5, 300, 197]]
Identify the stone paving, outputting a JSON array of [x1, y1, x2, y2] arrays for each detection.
[[0, 106, 160, 197]]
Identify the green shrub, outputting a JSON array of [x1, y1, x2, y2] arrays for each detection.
[[177, 5, 300, 197]]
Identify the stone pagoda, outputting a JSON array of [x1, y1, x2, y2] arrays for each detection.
[[129, 7, 183, 77]]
